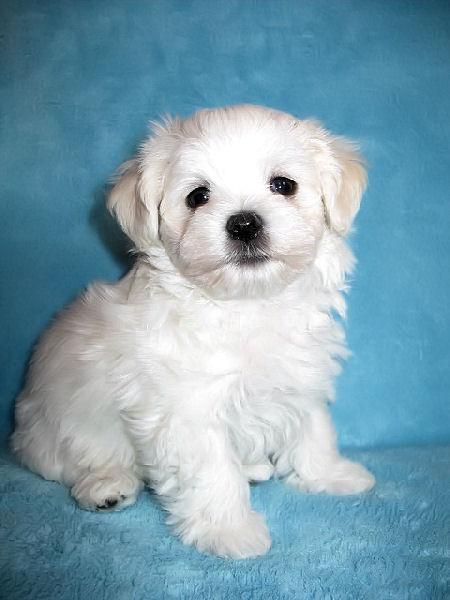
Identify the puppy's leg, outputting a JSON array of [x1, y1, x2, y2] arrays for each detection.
[[276, 402, 375, 495], [14, 385, 142, 512], [134, 417, 271, 558]]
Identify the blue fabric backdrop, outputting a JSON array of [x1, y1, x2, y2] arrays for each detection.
[[1, 1, 449, 447]]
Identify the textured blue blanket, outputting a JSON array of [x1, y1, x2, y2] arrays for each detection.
[[1, 447, 449, 599]]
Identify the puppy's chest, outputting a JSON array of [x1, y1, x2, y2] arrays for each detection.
[[154, 302, 335, 390]]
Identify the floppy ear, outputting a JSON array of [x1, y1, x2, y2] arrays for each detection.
[[107, 159, 157, 249], [305, 121, 367, 235], [107, 118, 180, 250]]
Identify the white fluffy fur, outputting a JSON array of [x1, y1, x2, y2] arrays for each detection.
[[12, 105, 375, 558]]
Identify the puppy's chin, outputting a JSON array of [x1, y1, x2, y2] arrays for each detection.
[[183, 259, 299, 301]]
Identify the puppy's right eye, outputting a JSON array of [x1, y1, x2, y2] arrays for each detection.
[[186, 187, 210, 210]]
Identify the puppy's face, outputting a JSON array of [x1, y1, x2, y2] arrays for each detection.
[[109, 105, 366, 299]]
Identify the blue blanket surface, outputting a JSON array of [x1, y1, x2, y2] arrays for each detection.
[[1, 446, 449, 599]]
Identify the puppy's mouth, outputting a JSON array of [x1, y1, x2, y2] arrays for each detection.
[[234, 253, 270, 267], [226, 241, 271, 267]]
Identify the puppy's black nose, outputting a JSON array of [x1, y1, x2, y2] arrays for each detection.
[[226, 212, 263, 243]]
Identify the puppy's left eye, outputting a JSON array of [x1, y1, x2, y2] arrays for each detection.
[[270, 176, 297, 196], [186, 186, 210, 210]]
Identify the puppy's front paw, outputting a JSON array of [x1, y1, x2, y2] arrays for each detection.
[[288, 459, 375, 496], [177, 511, 271, 559]]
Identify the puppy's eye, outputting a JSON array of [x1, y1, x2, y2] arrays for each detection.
[[186, 186, 210, 209], [270, 176, 297, 196]]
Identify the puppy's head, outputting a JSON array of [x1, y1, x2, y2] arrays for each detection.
[[108, 105, 366, 299]]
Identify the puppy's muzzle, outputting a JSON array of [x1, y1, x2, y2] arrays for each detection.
[[226, 212, 263, 243]]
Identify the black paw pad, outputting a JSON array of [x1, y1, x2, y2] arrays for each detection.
[[97, 497, 119, 510]]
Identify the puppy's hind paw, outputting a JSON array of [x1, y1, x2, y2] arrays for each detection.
[[288, 459, 375, 496], [243, 462, 274, 482], [71, 467, 143, 512]]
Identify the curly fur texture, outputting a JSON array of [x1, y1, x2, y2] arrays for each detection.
[[12, 105, 375, 558]]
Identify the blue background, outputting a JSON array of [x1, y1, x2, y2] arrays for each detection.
[[1, 0, 450, 449]]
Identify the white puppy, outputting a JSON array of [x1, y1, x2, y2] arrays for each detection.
[[12, 104, 375, 558]]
